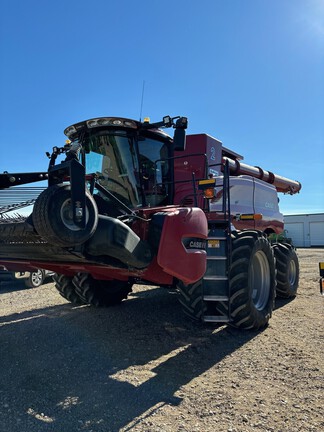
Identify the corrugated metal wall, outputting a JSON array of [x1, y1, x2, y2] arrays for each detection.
[[284, 214, 324, 247]]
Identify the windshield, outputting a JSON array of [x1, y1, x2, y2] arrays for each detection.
[[81, 130, 170, 209]]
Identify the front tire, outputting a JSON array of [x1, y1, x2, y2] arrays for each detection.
[[33, 184, 98, 247], [227, 230, 276, 329], [272, 243, 299, 298], [177, 279, 205, 321], [73, 273, 132, 307], [177, 231, 276, 330]]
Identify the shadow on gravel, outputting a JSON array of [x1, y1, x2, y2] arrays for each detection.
[[0, 277, 53, 294], [274, 296, 296, 311], [0, 280, 28, 293], [0, 286, 262, 432]]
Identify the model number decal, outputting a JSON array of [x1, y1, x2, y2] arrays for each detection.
[[208, 239, 220, 248], [210, 146, 216, 161]]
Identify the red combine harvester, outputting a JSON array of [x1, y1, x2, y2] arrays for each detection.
[[0, 115, 301, 329]]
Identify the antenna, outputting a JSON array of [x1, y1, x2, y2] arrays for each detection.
[[139, 80, 145, 122]]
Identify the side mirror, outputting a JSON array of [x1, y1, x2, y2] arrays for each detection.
[[173, 117, 188, 151], [173, 128, 186, 151]]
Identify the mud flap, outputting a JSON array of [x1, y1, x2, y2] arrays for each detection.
[[157, 208, 207, 284]]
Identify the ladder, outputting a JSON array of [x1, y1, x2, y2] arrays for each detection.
[[201, 160, 232, 323]]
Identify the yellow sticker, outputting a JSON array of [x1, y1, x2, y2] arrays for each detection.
[[208, 239, 220, 248]]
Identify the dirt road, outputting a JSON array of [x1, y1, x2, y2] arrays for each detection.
[[0, 249, 323, 432]]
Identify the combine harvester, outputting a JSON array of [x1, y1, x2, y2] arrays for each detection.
[[0, 115, 301, 329]]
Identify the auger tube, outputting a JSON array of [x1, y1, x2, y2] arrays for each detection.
[[223, 156, 301, 194]]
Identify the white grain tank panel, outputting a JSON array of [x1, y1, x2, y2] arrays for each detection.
[[252, 178, 283, 224], [209, 176, 254, 213]]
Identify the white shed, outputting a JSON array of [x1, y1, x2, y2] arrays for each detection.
[[284, 213, 324, 247]]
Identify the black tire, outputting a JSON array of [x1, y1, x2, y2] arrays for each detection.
[[32, 184, 98, 247], [73, 273, 132, 307], [177, 230, 276, 329], [25, 269, 45, 288], [53, 273, 86, 305], [272, 243, 299, 298], [225, 230, 276, 329], [177, 279, 205, 321]]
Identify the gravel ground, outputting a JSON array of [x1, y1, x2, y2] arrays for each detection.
[[0, 248, 323, 432]]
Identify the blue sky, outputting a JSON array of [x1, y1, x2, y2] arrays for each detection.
[[0, 0, 323, 214]]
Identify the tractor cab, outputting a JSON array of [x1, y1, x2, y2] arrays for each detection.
[[63, 116, 187, 212]]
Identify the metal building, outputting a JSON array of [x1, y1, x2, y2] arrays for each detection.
[[284, 213, 324, 247]]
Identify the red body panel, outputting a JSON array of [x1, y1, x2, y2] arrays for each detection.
[[173, 134, 223, 207], [157, 207, 208, 284]]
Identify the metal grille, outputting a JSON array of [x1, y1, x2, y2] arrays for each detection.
[[0, 187, 45, 215]]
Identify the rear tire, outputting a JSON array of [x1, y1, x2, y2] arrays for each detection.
[[53, 273, 86, 305], [272, 243, 299, 298], [33, 184, 98, 247], [226, 230, 276, 329], [73, 273, 132, 307]]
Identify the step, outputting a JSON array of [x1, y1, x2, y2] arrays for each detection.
[[206, 256, 227, 260], [203, 278, 228, 297], [205, 257, 227, 276], [208, 219, 230, 224], [208, 236, 227, 241], [203, 315, 230, 323], [203, 276, 228, 281], [203, 295, 229, 301]]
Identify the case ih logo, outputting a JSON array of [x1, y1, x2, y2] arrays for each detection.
[[182, 238, 207, 250]]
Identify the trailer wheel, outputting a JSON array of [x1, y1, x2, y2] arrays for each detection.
[[272, 243, 299, 298], [177, 279, 205, 321], [226, 230, 276, 329], [33, 184, 98, 247], [53, 273, 86, 305], [25, 269, 45, 288], [73, 273, 133, 307]]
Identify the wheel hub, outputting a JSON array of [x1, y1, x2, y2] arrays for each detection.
[[288, 259, 297, 285], [31, 270, 43, 286], [60, 198, 89, 231], [250, 250, 270, 310]]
